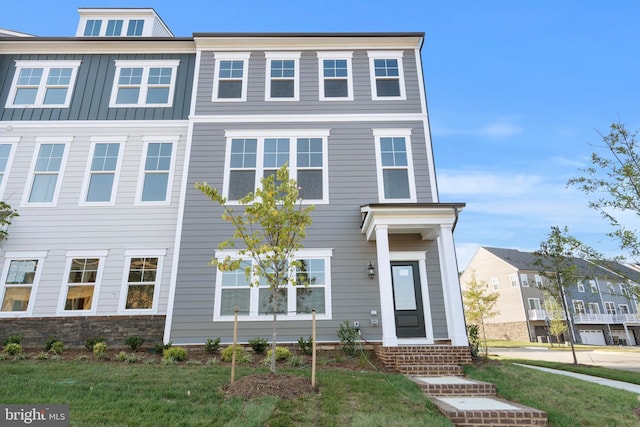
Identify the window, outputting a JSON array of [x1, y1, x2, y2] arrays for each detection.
[[0, 140, 16, 197], [491, 278, 499, 290], [224, 130, 329, 203], [577, 281, 585, 292], [619, 304, 630, 315], [127, 20, 144, 36], [519, 273, 529, 287], [528, 298, 541, 310], [82, 138, 124, 204], [534, 274, 543, 288], [110, 60, 179, 107], [24, 139, 69, 205], [317, 52, 353, 100], [607, 282, 615, 294], [265, 52, 300, 101], [619, 282, 626, 294], [84, 19, 102, 36], [137, 140, 174, 203], [373, 129, 416, 202], [572, 300, 586, 315], [6, 60, 81, 108], [214, 249, 332, 320], [604, 301, 616, 315], [509, 274, 518, 287], [367, 51, 406, 100], [0, 253, 46, 315], [587, 302, 600, 314], [213, 53, 250, 101], [106, 19, 123, 36], [589, 280, 598, 293], [120, 250, 165, 312], [60, 252, 106, 313]]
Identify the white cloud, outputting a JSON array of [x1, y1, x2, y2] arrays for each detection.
[[438, 170, 542, 196], [431, 120, 522, 139]]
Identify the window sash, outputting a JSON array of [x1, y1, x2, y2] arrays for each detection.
[[139, 142, 173, 203], [373, 130, 415, 202], [265, 53, 300, 101], [1, 259, 39, 313], [368, 51, 406, 100], [28, 143, 66, 204], [110, 61, 178, 107], [124, 257, 158, 310]]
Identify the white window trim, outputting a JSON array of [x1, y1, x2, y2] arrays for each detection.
[[372, 128, 416, 202], [135, 137, 177, 206], [577, 282, 585, 292], [528, 298, 541, 310], [0, 137, 19, 200], [604, 301, 616, 314], [0, 251, 47, 318], [22, 137, 71, 207], [589, 280, 598, 293], [118, 249, 166, 314], [212, 52, 250, 102], [6, 60, 82, 109], [534, 274, 543, 287], [57, 250, 108, 315], [619, 303, 630, 314], [265, 52, 301, 102], [587, 302, 600, 314], [572, 299, 586, 314], [317, 51, 354, 101], [509, 274, 518, 287], [80, 136, 126, 206], [77, 17, 150, 37], [491, 277, 499, 290], [213, 249, 332, 322], [367, 51, 406, 100], [109, 60, 180, 108], [222, 129, 330, 205], [519, 273, 529, 287]]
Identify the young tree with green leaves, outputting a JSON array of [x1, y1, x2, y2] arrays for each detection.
[[195, 165, 314, 373], [568, 122, 640, 261], [0, 201, 18, 243], [534, 226, 598, 365], [544, 295, 568, 347], [462, 273, 499, 359]]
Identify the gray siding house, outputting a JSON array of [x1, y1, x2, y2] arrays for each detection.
[[461, 247, 640, 346], [165, 33, 469, 355], [0, 9, 195, 346]]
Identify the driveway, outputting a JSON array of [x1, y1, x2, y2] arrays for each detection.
[[489, 347, 640, 373]]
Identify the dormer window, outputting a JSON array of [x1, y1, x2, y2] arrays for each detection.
[[76, 8, 173, 38], [106, 20, 123, 36], [127, 20, 144, 36], [83, 20, 102, 36]]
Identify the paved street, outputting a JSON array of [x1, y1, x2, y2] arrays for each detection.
[[489, 347, 640, 372]]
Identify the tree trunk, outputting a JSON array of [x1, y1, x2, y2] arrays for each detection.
[[270, 290, 278, 373]]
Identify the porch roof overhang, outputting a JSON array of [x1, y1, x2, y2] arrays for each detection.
[[360, 203, 465, 241]]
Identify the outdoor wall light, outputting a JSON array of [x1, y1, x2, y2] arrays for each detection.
[[367, 261, 376, 280]]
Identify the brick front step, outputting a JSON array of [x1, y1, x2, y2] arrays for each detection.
[[410, 376, 496, 396], [375, 345, 473, 372], [398, 364, 464, 376], [430, 396, 548, 427], [394, 353, 460, 366]]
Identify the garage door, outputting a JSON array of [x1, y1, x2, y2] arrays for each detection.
[[579, 330, 606, 345]]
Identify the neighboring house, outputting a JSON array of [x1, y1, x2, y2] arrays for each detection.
[[0, 9, 470, 359], [0, 8, 195, 346], [164, 31, 469, 356], [461, 247, 640, 346]]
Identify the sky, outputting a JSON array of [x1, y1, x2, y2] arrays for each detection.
[[3, 1, 640, 270]]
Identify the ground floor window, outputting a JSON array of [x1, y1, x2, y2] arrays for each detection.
[[0, 259, 39, 313], [119, 249, 165, 313]]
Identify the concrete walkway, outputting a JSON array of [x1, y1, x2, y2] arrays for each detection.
[[514, 363, 640, 394]]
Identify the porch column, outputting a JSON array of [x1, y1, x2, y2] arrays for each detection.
[[438, 224, 469, 346], [375, 224, 397, 346]]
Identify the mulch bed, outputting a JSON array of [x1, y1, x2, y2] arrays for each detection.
[[225, 373, 318, 399]]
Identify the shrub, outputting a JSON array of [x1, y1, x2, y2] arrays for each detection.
[[125, 336, 145, 352], [3, 343, 23, 356], [298, 336, 313, 355], [186, 359, 203, 366], [337, 321, 360, 355], [467, 324, 480, 358], [93, 341, 108, 359], [163, 346, 187, 362], [50, 340, 64, 355], [33, 351, 49, 361], [3, 334, 22, 346], [85, 337, 104, 352], [161, 357, 176, 366], [266, 346, 292, 362], [44, 336, 61, 351], [289, 355, 303, 367], [153, 342, 171, 354], [206, 357, 220, 366], [116, 351, 128, 362], [220, 345, 251, 363], [248, 337, 268, 354], [143, 358, 157, 365], [204, 338, 221, 354]]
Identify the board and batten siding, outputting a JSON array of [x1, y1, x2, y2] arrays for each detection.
[[0, 123, 188, 316], [194, 49, 423, 116], [0, 53, 195, 122], [167, 119, 447, 344]]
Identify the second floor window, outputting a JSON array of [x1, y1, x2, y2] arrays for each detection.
[[572, 300, 586, 315], [26, 141, 68, 205], [373, 129, 416, 202], [83, 141, 123, 204], [110, 60, 179, 107], [368, 51, 406, 100], [317, 52, 353, 100], [265, 53, 300, 101], [138, 141, 174, 203], [213, 53, 250, 101], [6, 60, 81, 108]]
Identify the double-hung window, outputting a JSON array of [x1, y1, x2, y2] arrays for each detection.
[[82, 137, 124, 204], [589, 280, 598, 293], [24, 138, 70, 205], [534, 274, 543, 288], [59, 252, 106, 314], [519, 273, 529, 287], [528, 298, 541, 311], [0, 139, 16, 198], [509, 274, 518, 287], [317, 52, 353, 100], [587, 302, 600, 314], [491, 278, 499, 290], [137, 139, 174, 204], [265, 52, 300, 101], [224, 130, 329, 203], [110, 60, 179, 107], [119, 250, 165, 312], [577, 281, 585, 292], [213, 53, 250, 101], [0, 252, 46, 315], [368, 51, 406, 100], [373, 129, 416, 202], [214, 249, 332, 320], [6, 60, 81, 108]]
